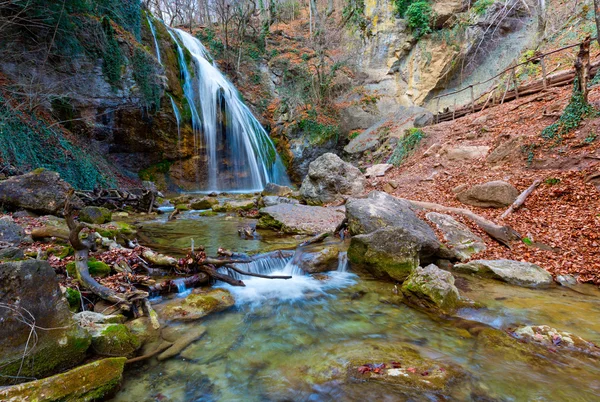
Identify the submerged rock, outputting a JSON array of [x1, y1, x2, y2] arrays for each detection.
[[157, 288, 235, 321], [79, 206, 112, 224], [425, 212, 486, 261], [511, 325, 600, 357], [257, 203, 345, 235], [401, 264, 461, 313], [454, 259, 553, 288], [0, 260, 90, 385], [0, 170, 83, 215], [0, 357, 126, 402], [299, 153, 365, 205], [158, 325, 207, 361], [456, 181, 519, 208]]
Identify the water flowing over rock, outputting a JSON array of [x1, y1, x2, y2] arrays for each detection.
[[0, 357, 126, 401], [454, 259, 553, 288], [300, 153, 365, 205], [401, 264, 461, 313], [0, 260, 90, 384], [425, 212, 486, 261], [511, 325, 600, 357], [171, 29, 289, 192], [258, 203, 346, 235], [0, 170, 82, 215], [456, 181, 519, 208]]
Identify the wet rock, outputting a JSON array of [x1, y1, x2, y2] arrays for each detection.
[[456, 181, 519, 208], [126, 317, 161, 346], [88, 323, 141, 358], [0, 260, 90, 385], [0, 170, 83, 215], [425, 212, 486, 261], [79, 206, 112, 224], [260, 195, 300, 207], [346, 191, 451, 263], [556, 274, 577, 286], [157, 288, 235, 321], [212, 199, 257, 212], [0, 217, 25, 246], [257, 204, 346, 235], [401, 264, 461, 313], [0, 357, 126, 402], [444, 146, 490, 161], [158, 325, 207, 361], [300, 153, 365, 205], [190, 197, 218, 210], [364, 163, 393, 178], [511, 325, 600, 357], [294, 243, 341, 273], [454, 259, 553, 288], [262, 183, 293, 197], [348, 227, 420, 282], [74, 311, 126, 326], [0, 247, 25, 261]]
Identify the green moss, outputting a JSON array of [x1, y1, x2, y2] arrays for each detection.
[[66, 258, 111, 278], [101, 17, 124, 87], [132, 46, 163, 111], [199, 210, 218, 217], [139, 160, 173, 182], [65, 287, 81, 311], [175, 204, 189, 211], [92, 324, 140, 357], [257, 214, 284, 231]]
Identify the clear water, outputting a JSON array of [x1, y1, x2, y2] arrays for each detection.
[[168, 28, 290, 192], [146, 14, 162, 65]]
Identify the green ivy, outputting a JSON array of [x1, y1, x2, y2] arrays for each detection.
[[541, 81, 596, 140], [101, 17, 124, 87], [393, 0, 413, 17], [132, 47, 162, 111], [472, 0, 494, 15], [388, 128, 425, 166], [298, 117, 339, 146]]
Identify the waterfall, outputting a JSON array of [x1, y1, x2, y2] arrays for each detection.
[[146, 14, 162, 65], [170, 28, 290, 192], [169, 95, 181, 141]]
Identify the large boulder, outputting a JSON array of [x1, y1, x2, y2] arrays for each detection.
[[401, 264, 461, 313], [293, 243, 341, 274], [257, 204, 346, 235], [456, 181, 519, 208], [348, 227, 420, 282], [260, 195, 300, 207], [0, 170, 82, 215], [425, 212, 486, 261], [79, 206, 112, 224], [454, 259, 553, 288], [0, 260, 90, 385], [0, 357, 126, 402], [189, 197, 218, 210], [0, 217, 25, 246], [300, 153, 365, 205]]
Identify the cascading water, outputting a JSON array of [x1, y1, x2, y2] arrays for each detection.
[[146, 14, 162, 65], [169, 95, 181, 142], [171, 28, 290, 192]]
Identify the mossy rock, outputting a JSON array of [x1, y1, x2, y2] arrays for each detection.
[[190, 197, 218, 210], [66, 258, 111, 278], [157, 288, 235, 321], [401, 264, 461, 314], [0, 357, 127, 402], [175, 203, 190, 211], [65, 287, 82, 311], [79, 206, 113, 224], [199, 210, 218, 217], [212, 199, 256, 212], [90, 324, 141, 358]]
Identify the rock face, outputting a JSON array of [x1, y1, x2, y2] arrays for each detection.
[[0, 357, 127, 402], [348, 227, 420, 282], [456, 181, 519, 208], [454, 259, 553, 288], [0, 260, 90, 385], [257, 204, 346, 235], [401, 264, 461, 313], [0, 170, 82, 215], [299, 153, 365, 205], [157, 288, 235, 321], [425, 212, 486, 261], [79, 206, 112, 224], [0, 217, 25, 246]]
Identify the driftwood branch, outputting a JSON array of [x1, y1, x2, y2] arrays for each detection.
[[403, 199, 521, 247], [300, 232, 330, 247], [500, 179, 542, 219]]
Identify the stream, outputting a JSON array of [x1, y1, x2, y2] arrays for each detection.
[[111, 209, 600, 402]]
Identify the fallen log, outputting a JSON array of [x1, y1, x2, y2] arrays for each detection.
[[403, 199, 521, 247], [500, 179, 542, 219]]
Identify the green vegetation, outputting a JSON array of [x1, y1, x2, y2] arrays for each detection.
[[65, 288, 82, 311], [393, 0, 412, 17], [0, 97, 114, 190], [388, 128, 425, 166], [139, 160, 173, 182], [197, 28, 225, 58], [544, 177, 561, 185], [101, 17, 125, 86], [541, 83, 596, 140], [472, 0, 494, 15], [66, 258, 111, 278], [343, 0, 370, 35], [132, 47, 162, 110], [521, 143, 537, 166], [405, 2, 433, 38]]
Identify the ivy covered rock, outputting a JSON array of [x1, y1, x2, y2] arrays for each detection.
[[89, 323, 141, 358], [401, 264, 461, 313], [0, 170, 83, 216], [0, 357, 127, 402], [0, 260, 91, 385], [79, 206, 112, 224], [157, 288, 235, 321]]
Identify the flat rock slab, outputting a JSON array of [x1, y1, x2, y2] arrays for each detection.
[[444, 146, 490, 161], [365, 164, 393, 178], [425, 212, 486, 261], [454, 259, 553, 288], [456, 181, 519, 208], [258, 204, 345, 235]]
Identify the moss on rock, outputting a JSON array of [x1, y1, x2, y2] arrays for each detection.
[[90, 323, 141, 358], [66, 258, 111, 278]]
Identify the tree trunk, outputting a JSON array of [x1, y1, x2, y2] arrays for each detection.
[[575, 36, 591, 102], [596, 0, 600, 47]]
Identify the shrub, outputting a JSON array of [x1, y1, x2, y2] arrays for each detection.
[[388, 128, 425, 166], [541, 81, 596, 140], [406, 1, 433, 38], [472, 0, 494, 16]]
